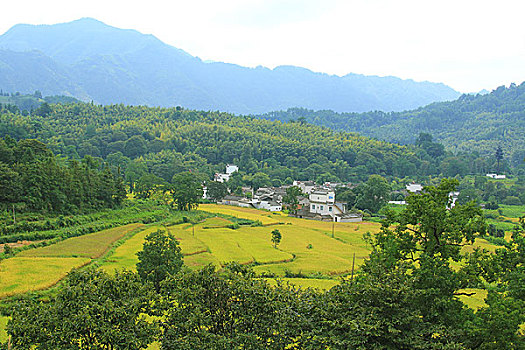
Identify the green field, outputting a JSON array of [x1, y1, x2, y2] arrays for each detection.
[[101, 226, 163, 273]]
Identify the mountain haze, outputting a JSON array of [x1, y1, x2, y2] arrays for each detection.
[[0, 18, 461, 114], [260, 82, 525, 166]]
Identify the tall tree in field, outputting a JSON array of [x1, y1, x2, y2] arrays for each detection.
[[171, 172, 203, 211], [137, 229, 183, 292], [271, 229, 282, 248]]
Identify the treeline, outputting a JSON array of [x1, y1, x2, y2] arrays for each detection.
[[0, 102, 504, 189], [0, 137, 126, 213], [5, 181, 525, 349], [260, 82, 525, 173]]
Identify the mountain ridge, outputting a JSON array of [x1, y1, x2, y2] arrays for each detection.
[[0, 17, 461, 114]]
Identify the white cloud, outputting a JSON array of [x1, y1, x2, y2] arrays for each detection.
[[0, 0, 524, 92]]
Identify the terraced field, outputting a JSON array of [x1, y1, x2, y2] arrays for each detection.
[[0, 224, 143, 297], [100, 205, 380, 287]]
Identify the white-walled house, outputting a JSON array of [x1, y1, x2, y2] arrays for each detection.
[[309, 189, 336, 216], [214, 164, 239, 183], [254, 200, 282, 212], [406, 183, 423, 193], [226, 164, 239, 175], [486, 173, 506, 179], [293, 180, 316, 194], [307, 188, 359, 222]]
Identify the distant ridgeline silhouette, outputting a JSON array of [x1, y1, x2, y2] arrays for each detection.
[[0, 18, 460, 114], [258, 82, 525, 161]]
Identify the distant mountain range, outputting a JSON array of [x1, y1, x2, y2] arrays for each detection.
[[259, 82, 525, 165], [0, 18, 461, 114]]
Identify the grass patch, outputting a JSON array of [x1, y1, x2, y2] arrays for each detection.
[[18, 223, 144, 259], [499, 205, 525, 219], [458, 288, 488, 310], [0, 257, 90, 298], [0, 315, 8, 343], [264, 278, 339, 290], [100, 226, 162, 273]]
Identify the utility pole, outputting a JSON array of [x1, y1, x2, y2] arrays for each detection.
[[192, 224, 195, 237], [331, 217, 335, 238], [351, 252, 356, 281]]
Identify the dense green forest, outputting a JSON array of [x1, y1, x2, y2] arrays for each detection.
[[0, 90, 79, 113], [0, 102, 509, 193], [260, 82, 525, 171], [0, 137, 126, 213]]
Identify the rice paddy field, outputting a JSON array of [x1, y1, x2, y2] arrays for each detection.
[[0, 224, 144, 297], [0, 316, 8, 343], [100, 205, 379, 282]]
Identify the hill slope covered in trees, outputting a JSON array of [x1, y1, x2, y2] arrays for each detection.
[[0, 102, 508, 187], [0, 18, 460, 114], [260, 82, 525, 167]]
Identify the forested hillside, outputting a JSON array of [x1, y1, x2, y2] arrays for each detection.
[[0, 90, 80, 112], [261, 82, 525, 169], [0, 102, 508, 188], [0, 138, 126, 213], [0, 18, 460, 114]]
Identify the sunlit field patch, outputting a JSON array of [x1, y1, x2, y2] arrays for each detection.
[[264, 278, 340, 290], [101, 226, 163, 273], [0, 257, 90, 297], [19, 223, 144, 259]]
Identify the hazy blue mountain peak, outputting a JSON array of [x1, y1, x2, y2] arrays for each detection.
[[0, 18, 461, 113]]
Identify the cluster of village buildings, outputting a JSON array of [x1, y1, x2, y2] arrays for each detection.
[[208, 164, 363, 222], [207, 165, 473, 222]]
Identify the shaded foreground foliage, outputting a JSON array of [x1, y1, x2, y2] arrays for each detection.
[[4, 181, 525, 349]]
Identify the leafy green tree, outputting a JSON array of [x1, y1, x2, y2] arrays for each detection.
[[7, 269, 158, 350], [271, 229, 282, 248], [251, 172, 272, 190], [0, 163, 20, 204], [206, 180, 228, 202], [355, 174, 391, 213], [136, 229, 183, 292], [467, 217, 525, 348], [335, 187, 357, 207], [282, 186, 303, 214], [495, 145, 504, 173], [171, 172, 203, 210], [318, 179, 487, 349], [135, 173, 166, 199], [123, 135, 148, 158], [160, 264, 303, 350]]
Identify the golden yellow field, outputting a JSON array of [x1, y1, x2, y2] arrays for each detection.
[[99, 205, 379, 286], [0, 316, 8, 343], [19, 223, 144, 259], [0, 257, 90, 297], [101, 226, 163, 273]]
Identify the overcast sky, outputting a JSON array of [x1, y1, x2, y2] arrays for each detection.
[[1, 0, 524, 93]]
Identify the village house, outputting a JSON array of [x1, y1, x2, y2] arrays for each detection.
[[486, 173, 506, 179], [214, 164, 239, 183], [293, 180, 316, 194], [292, 187, 362, 222]]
